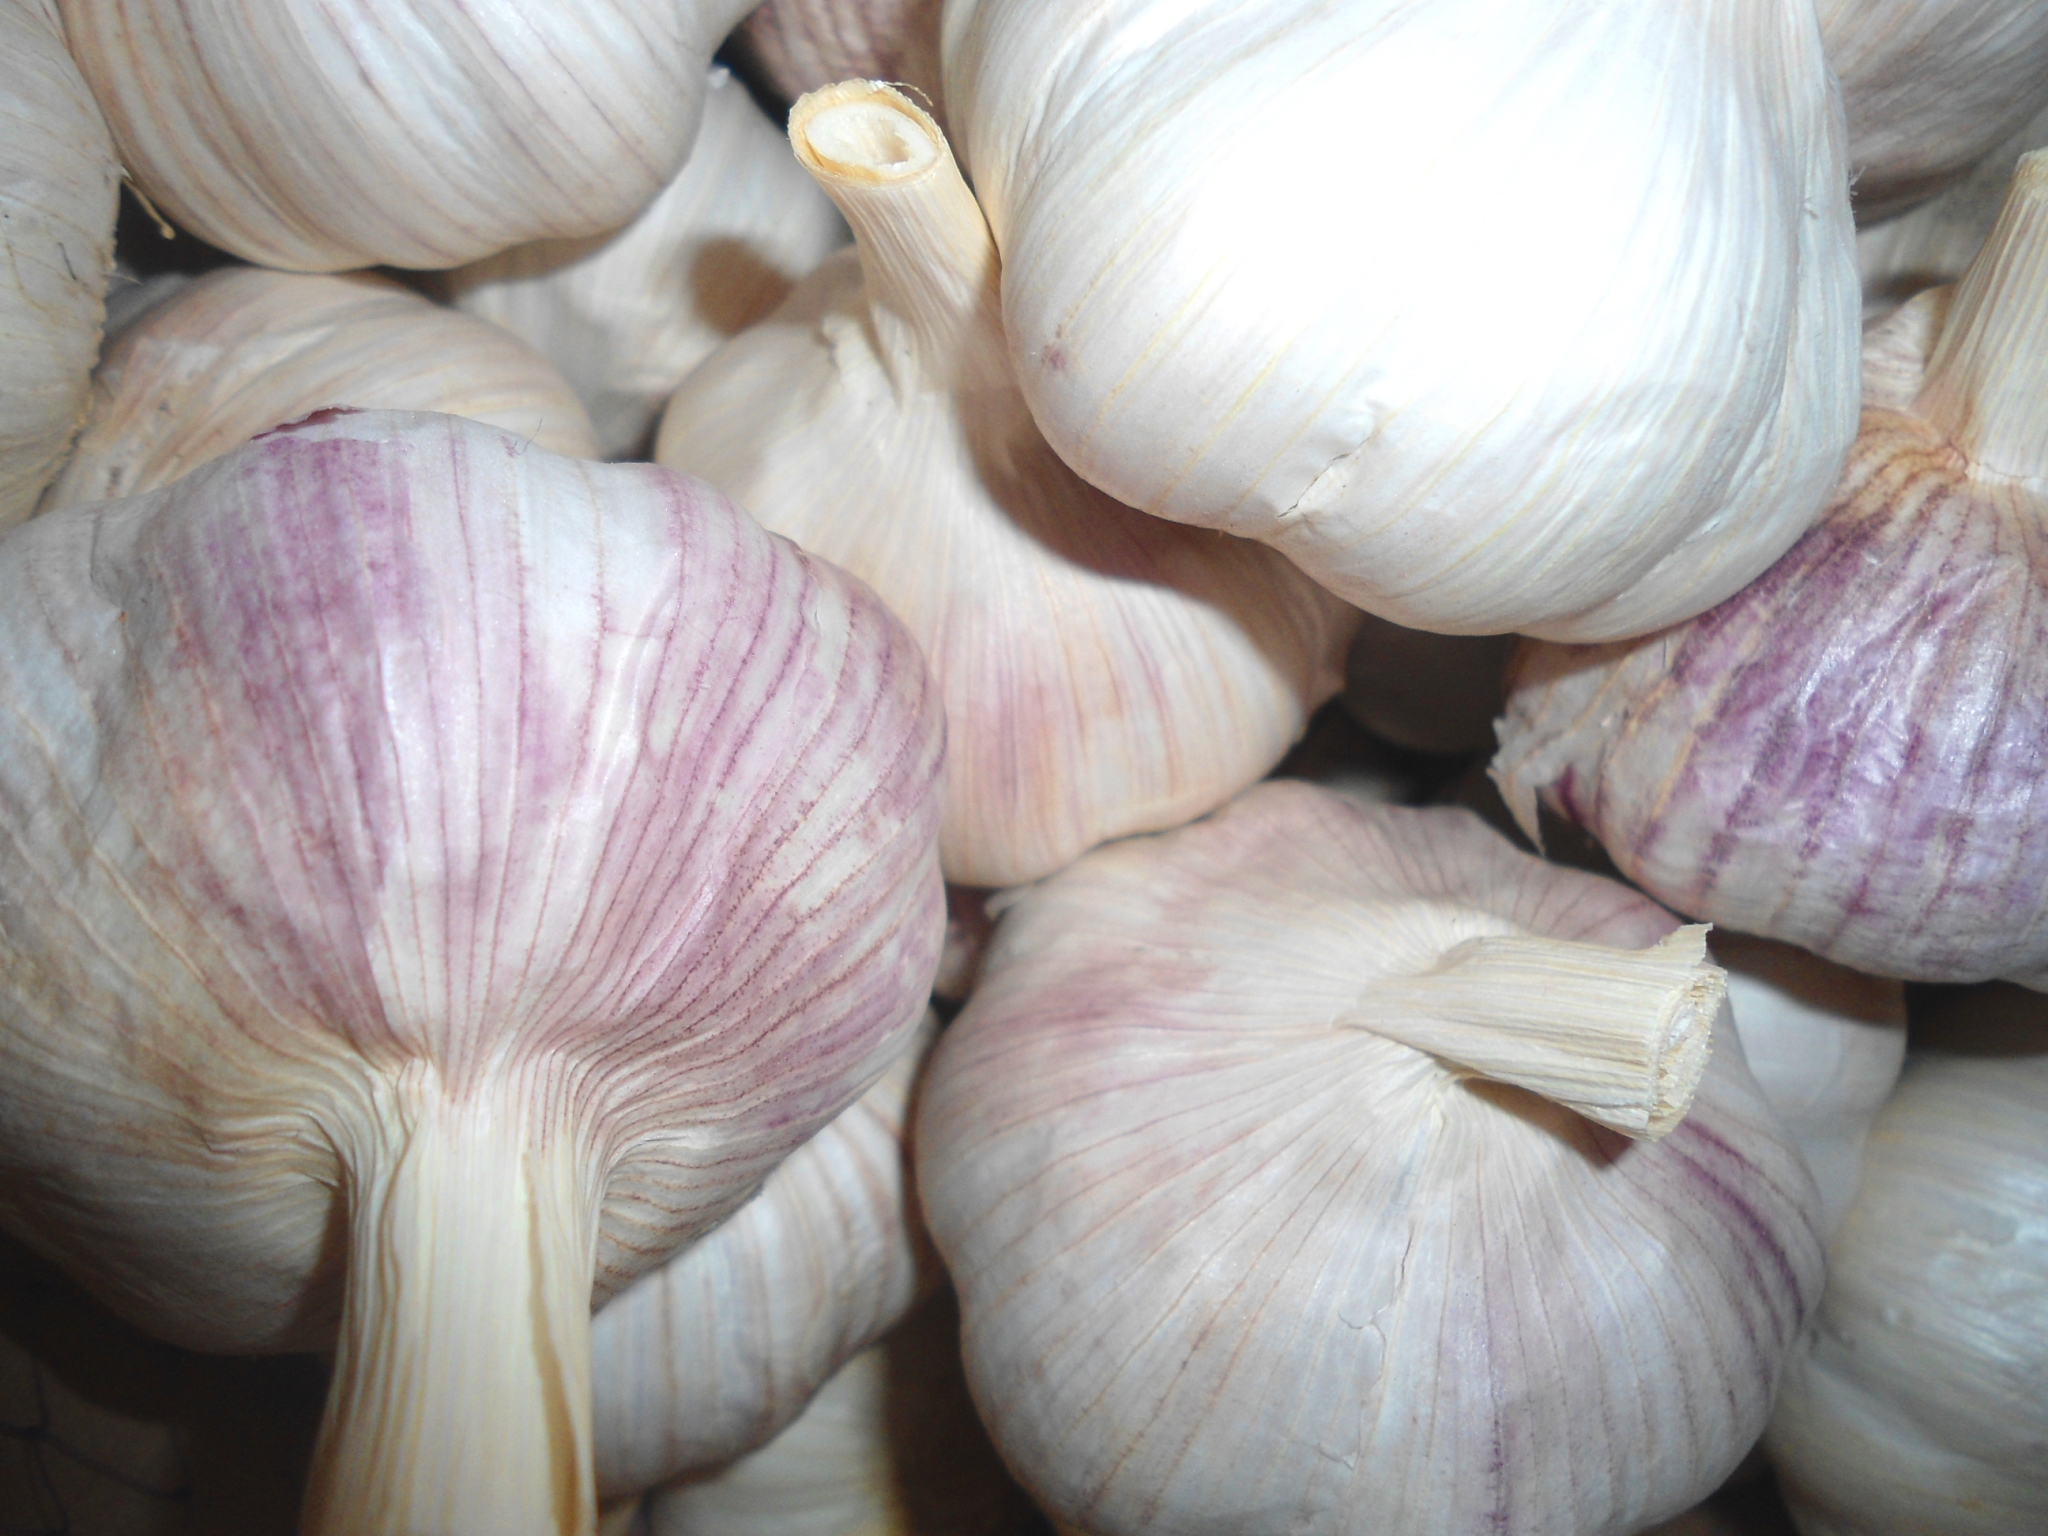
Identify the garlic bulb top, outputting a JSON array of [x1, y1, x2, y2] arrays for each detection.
[[1493, 152, 2048, 987], [0, 0, 118, 527], [658, 81, 1353, 887], [940, 0, 1860, 641], [918, 782, 1824, 1536], [43, 267, 599, 511], [443, 68, 849, 460], [57, 0, 757, 271], [1765, 988, 2048, 1534], [731, 0, 945, 132], [0, 410, 944, 1535], [1817, 0, 2048, 222]]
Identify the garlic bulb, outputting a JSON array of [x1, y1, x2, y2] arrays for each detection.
[[1818, 0, 2048, 222], [0, 0, 118, 527], [443, 68, 848, 460], [592, 1013, 939, 1500], [43, 267, 599, 511], [57, 0, 757, 271], [658, 81, 1353, 886], [1765, 986, 2048, 1534], [1715, 933, 1906, 1238], [730, 0, 945, 131], [919, 781, 1824, 1536], [0, 410, 945, 1535], [1493, 151, 2048, 987], [941, 0, 1860, 641]]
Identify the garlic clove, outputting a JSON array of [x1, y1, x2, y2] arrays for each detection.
[[41, 267, 600, 512], [729, 0, 947, 134], [442, 67, 849, 461], [918, 781, 1823, 1536], [0, 0, 119, 528], [658, 80, 1354, 887], [56, 0, 758, 271], [1493, 150, 2048, 987], [0, 409, 944, 1534], [942, 0, 1860, 640]]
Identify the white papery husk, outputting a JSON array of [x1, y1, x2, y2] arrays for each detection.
[[918, 781, 1824, 1536], [1765, 986, 2048, 1535], [56, 0, 757, 272], [0, 410, 945, 1535], [940, 0, 1860, 641], [1714, 933, 1906, 1239], [1817, 0, 2048, 223], [591, 1013, 940, 1500], [658, 82, 1354, 887], [0, 0, 118, 527], [41, 267, 598, 511], [443, 68, 848, 460], [730, 0, 946, 132]]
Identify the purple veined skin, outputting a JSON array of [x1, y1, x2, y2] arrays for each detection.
[[1493, 151, 2048, 989], [918, 781, 1824, 1536], [0, 409, 945, 1536]]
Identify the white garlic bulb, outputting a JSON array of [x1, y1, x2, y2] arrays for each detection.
[[443, 68, 848, 460], [941, 0, 1861, 641], [919, 782, 1824, 1536], [730, 0, 945, 131], [0, 0, 118, 527], [42, 267, 599, 511], [658, 81, 1354, 887], [57, 0, 757, 271]]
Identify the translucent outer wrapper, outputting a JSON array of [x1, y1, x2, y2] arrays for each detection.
[[731, 0, 946, 131], [445, 69, 849, 460], [57, 0, 756, 271], [919, 782, 1824, 1536], [942, 0, 1860, 640], [0, 0, 118, 526]]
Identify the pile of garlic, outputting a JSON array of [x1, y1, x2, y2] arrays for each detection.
[[3, 3, 2046, 1534]]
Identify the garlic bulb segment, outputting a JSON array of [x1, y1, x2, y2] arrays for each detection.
[[0, 0, 118, 527], [658, 80, 1354, 887], [1341, 614, 1511, 756], [443, 68, 849, 460], [940, 0, 1860, 641], [55, 0, 758, 271], [1493, 151, 2048, 986], [1818, 0, 2048, 223], [918, 782, 1825, 1536], [1765, 993, 2048, 1534], [592, 1014, 939, 1499], [731, 0, 946, 132], [43, 267, 599, 511], [1715, 934, 1906, 1239], [0, 410, 945, 1535]]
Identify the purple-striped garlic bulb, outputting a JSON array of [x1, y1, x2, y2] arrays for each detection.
[[42, 267, 599, 512], [1494, 150, 2048, 988], [730, 0, 945, 132], [918, 781, 1824, 1536], [0, 410, 945, 1536], [657, 81, 1354, 887]]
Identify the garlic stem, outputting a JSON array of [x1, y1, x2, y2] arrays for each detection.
[[1917, 149, 2048, 479], [788, 80, 1007, 393], [1342, 925, 1723, 1139], [302, 1073, 601, 1536]]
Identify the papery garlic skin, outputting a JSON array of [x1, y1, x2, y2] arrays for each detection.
[[42, 268, 599, 511], [57, 0, 756, 271], [942, 0, 1859, 641], [0, 0, 118, 527], [731, 0, 946, 131], [919, 782, 1824, 1536], [0, 410, 944, 1533], [659, 82, 1353, 887], [1765, 998, 2048, 1534], [443, 68, 848, 460], [1818, 0, 2048, 223]]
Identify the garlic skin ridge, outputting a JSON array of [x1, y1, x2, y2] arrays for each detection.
[[0, 410, 946, 1534], [42, 266, 600, 512], [443, 67, 850, 461], [0, 0, 118, 527], [942, 0, 1860, 641], [658, 80, 1355, 887]]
